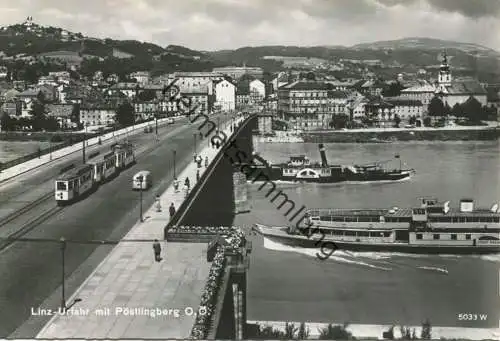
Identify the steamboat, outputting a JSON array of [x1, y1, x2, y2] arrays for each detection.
[[256, 198, 500, 254], [245, 144, 414, 183]]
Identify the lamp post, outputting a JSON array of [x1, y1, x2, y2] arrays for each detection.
[[59, 237, 82, 313], [173, 150, 177, 179], [60, 237, 66, 311], [82, 123, 87, 163], [136, 176, 144, 222], [193, 133, 197, 156]]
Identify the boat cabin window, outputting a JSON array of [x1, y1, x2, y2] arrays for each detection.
[[56, 181, 67, 191], [433, 234, 440, 240], [358, 231, 369, 237], [345, 231, 356, 236], [413, 208, 426, 215], [465, 234, 471, 240], [416, 233, 422, 240], [451, 234, 457, 240], [320, 216, 331, 221]]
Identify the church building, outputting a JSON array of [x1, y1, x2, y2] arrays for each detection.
[[433, 52, 487, 107]]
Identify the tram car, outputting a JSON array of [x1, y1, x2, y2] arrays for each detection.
[[55, 164, 95, 205], [113, 142, 135, 170], [87, 151, 117, 184]]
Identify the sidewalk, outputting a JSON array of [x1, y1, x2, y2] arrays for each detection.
[[36, 115, 245, 339], [0, 117, 181, 183]]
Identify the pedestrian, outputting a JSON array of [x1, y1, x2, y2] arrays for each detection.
[[173, 178, 180, 193], [169, 203, 176, 219], [199, 131, 203, 139], [155, 194, 162, 212], [205, 156, 209, 168], [185, 177, 190, 190], [196, 169, 200, 182], [153, 239, 162, 262]]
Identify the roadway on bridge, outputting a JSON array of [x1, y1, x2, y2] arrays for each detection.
[[0, 113, 232, 338]]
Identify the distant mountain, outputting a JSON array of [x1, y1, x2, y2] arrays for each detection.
[[351, 37, 499, 56], [0, 20, 498, 81]]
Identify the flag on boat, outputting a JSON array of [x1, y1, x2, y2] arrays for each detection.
[[395, 154, 400, 159]]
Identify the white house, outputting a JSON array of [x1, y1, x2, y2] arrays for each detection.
[[249, 79, 265, 101], [214, 79, 236, 111]]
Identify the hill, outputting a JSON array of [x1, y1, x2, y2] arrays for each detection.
[[0, 20, 498, 82]]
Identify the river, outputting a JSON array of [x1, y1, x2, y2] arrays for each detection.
[[237, 141, 500, 331]]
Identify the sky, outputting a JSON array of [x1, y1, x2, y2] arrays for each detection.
[[0, 0, 499, 51]]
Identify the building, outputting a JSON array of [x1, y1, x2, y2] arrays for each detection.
[[235, 81, 250, 110], [401, 53, 488, 112], [17, 88, 41, 117], [257, 113, 273, 135], [212, 66, 263, 80], [170, 72, 223, 92], [1, 99, 22, 117], [134, 100, 157, 121], [278, 81, 333, 130], [0, 66, 8, 79], [38, 75, 58, 86], [400, 83, 436, 107], [108, 82, 139, 99], [46, 103, 74, 129], [129, 71, 151, 85], [80, 102, 118, 127], [214, 79, 236, 111], [384, 98, 424, 122], [249, 79, 266, 102], [486, 87, 500, 120]]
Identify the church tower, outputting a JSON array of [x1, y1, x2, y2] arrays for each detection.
[[438, 52, 452, 86]]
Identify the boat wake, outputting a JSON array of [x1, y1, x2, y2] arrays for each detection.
[[417, 266, 449, 274], [263, 238, 392, 271]]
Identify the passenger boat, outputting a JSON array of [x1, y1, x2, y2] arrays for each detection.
[[256, 198, 500, 254], [244, 144, 414, 183]]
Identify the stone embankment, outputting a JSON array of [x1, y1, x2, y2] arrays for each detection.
[[302, 127, 499, 143]]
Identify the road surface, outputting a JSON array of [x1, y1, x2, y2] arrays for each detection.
[[0, 113, 234, 338]]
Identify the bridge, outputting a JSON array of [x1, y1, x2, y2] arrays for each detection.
[[0, 112, 256, 339]]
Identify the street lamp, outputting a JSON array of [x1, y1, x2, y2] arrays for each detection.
[[173, 150, 177, 179], [82, 123, 87, 163], [60, 237, 66, 311], [135, 176, 144, 222], [193, 133, 197, 157], [60, 237, 82, 313]]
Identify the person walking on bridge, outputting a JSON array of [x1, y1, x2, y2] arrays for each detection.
[[185, 177, 190, 190], [169, 203, 176, 220], [205, 156, 209, 168], [153, 239, 162, 262]]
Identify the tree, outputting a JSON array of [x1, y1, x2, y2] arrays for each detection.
[[408, 115, 416, 125], [30, 100, 46, 131], [420, 319, 432, 339], [319, 323, 353, 340], [284, 322, 297, 339], [427, 96, 445, 117], [71, 103, 80, 123], [461, 96, 483, 122], [423, 116, 432, 127], [451, 103, 464, 118], [115, 102, 135, 127], [382, 82, 405, 97], [136, 89, 156, 101], [0, 113, 14, 131], [297, 322, 310, 339], [393, 114, 401, 128]]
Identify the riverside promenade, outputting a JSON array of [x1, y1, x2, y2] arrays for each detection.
[[0, 117, 178, 183], [36, 115, 244, 339]]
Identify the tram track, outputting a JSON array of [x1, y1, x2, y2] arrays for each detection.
[[0, 205, 64, 252], [0, 192, 54, 229], [0, 117, 222, 252]]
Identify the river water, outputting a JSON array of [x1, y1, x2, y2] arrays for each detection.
[[238, 141, 500, 330]]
